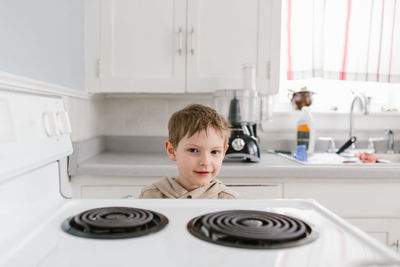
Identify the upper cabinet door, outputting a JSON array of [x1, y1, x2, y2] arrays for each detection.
[[85, 0, 281, 94], [186, 0, 280, 94], [90, 0, 186, 93]]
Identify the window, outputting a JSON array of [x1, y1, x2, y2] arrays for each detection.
[[277, 0, 400, 113]]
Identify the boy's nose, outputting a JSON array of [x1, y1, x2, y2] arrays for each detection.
[[199, 153, 211, 165]]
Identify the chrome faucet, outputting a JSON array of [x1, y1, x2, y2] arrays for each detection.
[[386, 129, 394, 154], [349, 93, 370, 149]]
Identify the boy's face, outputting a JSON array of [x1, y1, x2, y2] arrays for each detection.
[[165, 127, 228, 191]]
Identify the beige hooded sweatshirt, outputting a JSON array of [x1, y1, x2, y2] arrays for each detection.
[[139, 177, 240, 199]]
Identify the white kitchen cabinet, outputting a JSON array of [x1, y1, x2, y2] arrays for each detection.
[[85, 0, 281, 94], [347, 218, 400, 253], [82, 185, 143, 199], [284, 182, 400, 217], [284, 181, 400, 254], [72, 175, 282, 199], [186, 0, 278, 93], [86, 0, 186, 93], [227, 184, 282, 199], [71, 175, 159, 198], [79, 184, 282, 199]]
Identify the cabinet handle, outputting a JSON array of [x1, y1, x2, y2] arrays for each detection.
[[177, 27, 183, 55], [391, 240, 399, 252], [97, 59, 102, 78], [189, 27, 195, 55], [266, 61, 271, 79]]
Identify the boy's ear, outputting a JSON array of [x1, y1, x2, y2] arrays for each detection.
[[224, 144, 229, 154], [165, 140, 177, 161]]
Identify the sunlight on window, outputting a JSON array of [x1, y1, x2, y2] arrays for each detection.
[[278, 0, 400, 113], [279, 78, 400, 113]]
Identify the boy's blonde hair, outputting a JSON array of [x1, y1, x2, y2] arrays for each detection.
[[168, 104, 231, 148]]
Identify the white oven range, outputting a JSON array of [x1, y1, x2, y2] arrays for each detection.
[[1, 89, 399, 267]]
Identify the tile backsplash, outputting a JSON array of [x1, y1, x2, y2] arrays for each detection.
[[66, 93, 400, 153], [65, 93, 214, 141], [102, 94, 214, 136]]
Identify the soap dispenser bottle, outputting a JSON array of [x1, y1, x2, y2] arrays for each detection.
[[296, 106, 315, 153]]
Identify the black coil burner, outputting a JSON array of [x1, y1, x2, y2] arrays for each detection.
[[187, 210, 318, 249], [62, 207, 168, 239]]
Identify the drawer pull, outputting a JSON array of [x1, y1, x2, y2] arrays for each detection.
[[391, 240, 399, 252], [177, 27, 183, 55], [189, 27, 195, 55]]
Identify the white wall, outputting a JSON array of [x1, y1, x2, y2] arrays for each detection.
[[0, 0, 84, 90], [63, 96, 103, 142]]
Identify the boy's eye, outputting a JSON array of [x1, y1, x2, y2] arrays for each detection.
[[211, 150, 221, 155], [188, 148, 198, 153]]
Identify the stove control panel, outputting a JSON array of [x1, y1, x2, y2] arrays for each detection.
[[0, 90, 73, 183], [57, 111, 72, 135], [43, 111, 60, 136], [43, 111, 72, 136]]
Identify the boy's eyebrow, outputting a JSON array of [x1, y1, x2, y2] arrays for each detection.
[[210, 146, 224, 149], [184, 144, 224, 149], [184, 143, 200, 147]]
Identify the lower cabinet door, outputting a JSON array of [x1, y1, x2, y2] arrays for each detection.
[[82, 184, 282, 199], [81, 185, 144, 199], [346, 218, 400, 254], [227, 184, 282, 199], [284, 182, 400, 217]]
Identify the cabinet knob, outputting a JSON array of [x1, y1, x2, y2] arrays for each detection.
[[57, 111, 72, 134], [43, 112, 60, 137]]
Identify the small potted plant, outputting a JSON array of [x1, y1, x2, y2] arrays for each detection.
[[288, 86, 315, 110]]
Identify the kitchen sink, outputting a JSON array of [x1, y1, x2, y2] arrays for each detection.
[[277, 152, 400, 165]]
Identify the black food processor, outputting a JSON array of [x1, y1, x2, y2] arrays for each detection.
[[213, 65, 261, 162]]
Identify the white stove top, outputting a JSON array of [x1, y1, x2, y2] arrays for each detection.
[[1, 89, 400, 267], [2, 198, 400, 267]]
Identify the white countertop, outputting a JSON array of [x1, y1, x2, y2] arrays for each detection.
[[76, 151, 400, 179]]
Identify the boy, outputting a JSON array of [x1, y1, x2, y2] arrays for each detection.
[[139, 104, 239, 199]]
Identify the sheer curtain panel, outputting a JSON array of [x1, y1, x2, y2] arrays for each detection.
[[287, 0, 400, 83]]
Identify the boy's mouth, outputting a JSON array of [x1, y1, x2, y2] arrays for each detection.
[[194, 171, 211, 176]]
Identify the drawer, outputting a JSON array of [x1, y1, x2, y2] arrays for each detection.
[[82, 185, 282, 199], [284, 182, 400, 217], [227, 184, 282, 199], [81, 185, 143, 199]]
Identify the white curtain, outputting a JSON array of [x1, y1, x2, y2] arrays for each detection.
[[287, 0, 400, 83]]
